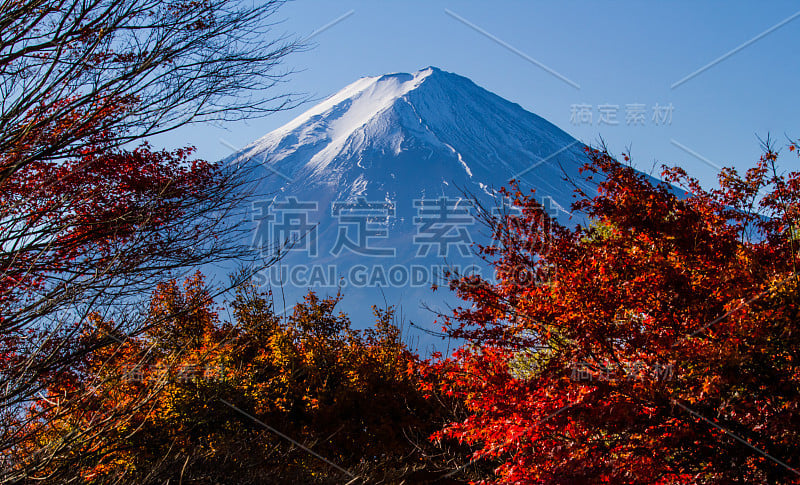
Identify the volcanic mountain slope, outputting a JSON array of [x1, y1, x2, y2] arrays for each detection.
[[225, 67, 595, 348]]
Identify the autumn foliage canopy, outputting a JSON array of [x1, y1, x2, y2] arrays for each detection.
[[425, 144, 800, 484], [19, 278, 486, 483]]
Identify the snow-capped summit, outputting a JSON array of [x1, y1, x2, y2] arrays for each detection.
[[230, 66, 587, 206], [245, 68, 440, 175]]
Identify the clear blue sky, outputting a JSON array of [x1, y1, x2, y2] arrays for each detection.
[[171, 0, 800, 187]]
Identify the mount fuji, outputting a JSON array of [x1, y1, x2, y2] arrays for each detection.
[[225, 67, 595, 350]]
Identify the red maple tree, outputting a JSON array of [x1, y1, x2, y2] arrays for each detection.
[[0, 1, 298, 475], [425, 144, 800, 484]]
